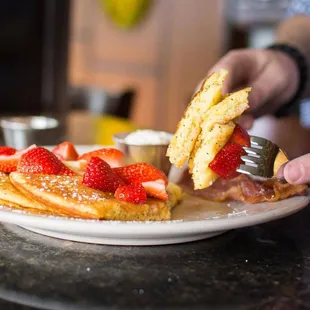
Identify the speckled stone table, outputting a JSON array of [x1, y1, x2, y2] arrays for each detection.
[[1, 205, 310, 310]]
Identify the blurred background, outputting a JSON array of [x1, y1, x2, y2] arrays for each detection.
[[0, 0, 309, 157]]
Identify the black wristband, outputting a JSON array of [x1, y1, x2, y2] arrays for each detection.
[[266, 43, 308, 117]]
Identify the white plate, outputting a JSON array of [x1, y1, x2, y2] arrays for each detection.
[[0, 145, 308, 246]]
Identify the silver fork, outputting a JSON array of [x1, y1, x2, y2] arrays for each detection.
[[237, 136, 288, 181]]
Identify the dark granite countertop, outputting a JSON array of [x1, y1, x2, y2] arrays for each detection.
[[1, 205, 310, 310]]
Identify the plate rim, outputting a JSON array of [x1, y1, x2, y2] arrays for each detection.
[[0, 195, 307, 237]]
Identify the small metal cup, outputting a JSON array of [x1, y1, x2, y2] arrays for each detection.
[[0, 116, 62, 149], [113, 131, 173, 176]]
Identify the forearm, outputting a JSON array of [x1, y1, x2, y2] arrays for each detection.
[[275, 15, 310, 98]]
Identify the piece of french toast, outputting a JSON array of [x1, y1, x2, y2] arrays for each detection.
[[166, 69, 228, 167], [9, 172, 182, 221], [167, 68, 251, 190], [190, 88, 250, 189]]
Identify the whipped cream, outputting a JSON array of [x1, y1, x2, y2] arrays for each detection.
[[124, 130, 172, 145]]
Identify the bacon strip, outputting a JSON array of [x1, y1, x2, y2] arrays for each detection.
[[180, 172, 308, 203]]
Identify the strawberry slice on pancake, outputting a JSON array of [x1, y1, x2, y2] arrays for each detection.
[[113, 163, 168, 200], [17, 147, 74, 175], [79, 148, 124, 168], [0, 145, 36, 173], [52, 142, 79, 161]]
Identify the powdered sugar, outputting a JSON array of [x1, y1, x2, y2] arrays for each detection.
[[30, 174, 108, 204], [228, 210, 248, 217]]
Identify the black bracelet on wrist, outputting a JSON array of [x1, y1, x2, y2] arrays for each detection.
[[266, 43, 308, 117]]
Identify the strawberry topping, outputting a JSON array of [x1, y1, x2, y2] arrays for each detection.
[[0, 147, 16, 156], [17, 147, 74, 175], [0, 157, 19, 173], [78, 148, 124, 168], [113, 163, 168, 200], [113, 163, 168, 185], [229, 124, 250, 147], [52, 142, 79, 161], [0, 145, 36, 173], [82, 157, 124, 193], [62, 159, 88, 175], [209, 142, 246, 179], [142, 180, 168, 200], [115, 183, 147, 204]]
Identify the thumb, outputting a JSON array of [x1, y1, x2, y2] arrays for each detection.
[[276, 154, 310, 185]]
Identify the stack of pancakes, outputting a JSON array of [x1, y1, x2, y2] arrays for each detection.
[[0, 172, 182, 221]]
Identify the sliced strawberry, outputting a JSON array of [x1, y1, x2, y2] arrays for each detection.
[[142, 180, 168, 200], [82, 157, 124, 193], [52, 142, 79, 161], [229, 124, 250, 147], [78, 148, 124, 168], [208, 125, 249, 180], [113, 163, 168, 185], [0, 159, 17, 173], [0, 147, 16, 156], [209, 142, 246, 179], [63, 160, 87, 176], [113, 163, 168, 200], [0, 145, 36, 173], [17, 147, 74, 175], [115, 183, 147, 204], [58, 165, 76, 176]]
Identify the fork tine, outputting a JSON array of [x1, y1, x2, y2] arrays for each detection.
[[237, 164, 273, 178], [238, 136, 281, 179], [241, 155, 265, 166], [250, 136, 270, 147], [243, 146, 266, 156]]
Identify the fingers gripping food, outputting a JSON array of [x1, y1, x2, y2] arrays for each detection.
[[167, 70, 250, 189]]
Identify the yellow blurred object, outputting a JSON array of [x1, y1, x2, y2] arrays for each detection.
[[93, 115, 138, 145], [98, 0, 151, 29]]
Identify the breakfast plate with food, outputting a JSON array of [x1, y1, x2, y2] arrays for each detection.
[[0, 69, 308, 245]]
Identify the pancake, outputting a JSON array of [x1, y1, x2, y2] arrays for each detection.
[[9, 172, 182, 221], [0, 172, 46, 211], [0, 198, 61, 216]]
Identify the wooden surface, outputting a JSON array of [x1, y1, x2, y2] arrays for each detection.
[[68, 0, 225, 132]]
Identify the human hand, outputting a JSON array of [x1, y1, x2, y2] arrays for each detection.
[[277, 154, 310, 185], [207, 48, 299, 129]]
